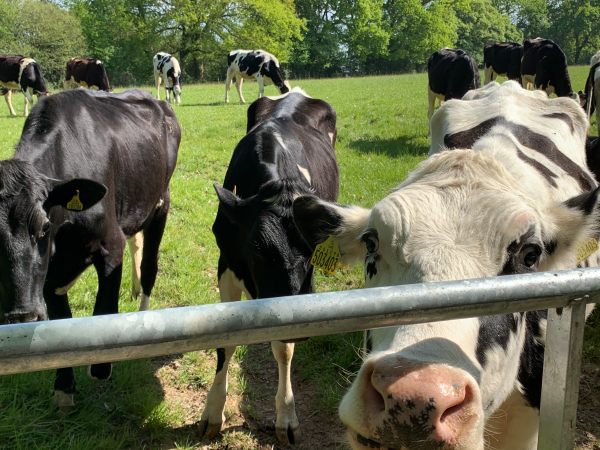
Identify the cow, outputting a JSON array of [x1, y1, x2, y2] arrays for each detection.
[[586, 136, 600, 181], [64, 57, 110, 91], [521, 38, 577, 99], [225, 49, 291, 104], [580, 61, 600, 135], [427, 48, 480, 121], [591, 50, 600, 67], [0, 55, 48, 117], [200, 87, 338, 444], [0, 89, 180, 409], [292, 81, 597, 450], [153, 52, 182, 104], [483, 42, 523, 84]]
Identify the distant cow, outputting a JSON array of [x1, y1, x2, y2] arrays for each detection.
[[0, 89, 180, 409], [0, 55, 48, 116], [591, 50, 600, 66], [201, 88, 338, 444], [581, 61, 600, 135], [64, 57, 110, 91], [292, 81, 596, 450], [225, 49, 290, 104], [153, 52, 182, 104], [521, 38, 577, 99], [427, 48, 480, 121], [483, 41, 523, 84]]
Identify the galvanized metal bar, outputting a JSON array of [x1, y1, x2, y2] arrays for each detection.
[[537, 298, 588, 450], [0, 268, 598, 375]]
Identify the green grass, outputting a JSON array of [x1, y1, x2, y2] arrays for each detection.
[[0, 68, 598, 449]]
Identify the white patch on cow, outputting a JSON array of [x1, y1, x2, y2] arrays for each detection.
[[328, 132, 335, 144], [156, 197, 164, 209], [55, 274, 82, 295], [594, 65, 600, 83], [485, 389, 539, 450], [266, 86, 309, 100], [96, 60, 102, 65], [296, 164, 311, 184], [219, 268, 251, 300], [272, 131, 287, 152], [127, 232, 143, 301]]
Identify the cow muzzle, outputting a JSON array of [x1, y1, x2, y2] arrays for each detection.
[[340, 357, 484, 450], [3, 305, 48, 323]]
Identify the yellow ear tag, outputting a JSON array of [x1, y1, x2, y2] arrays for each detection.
[[311, 235, 340, 274], [576, 237, 599, 263], [66, 190, 84, 211]]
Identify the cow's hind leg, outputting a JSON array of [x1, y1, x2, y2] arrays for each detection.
[[23, 88, 33, 117], [236, 78, 245, 104], [199, 264, 246, 439], [272, 340, 300, 444], [3, 89, 16, 116], [88, 234, 125, 380], [137, 193, 170, 311], [224, 71, 233, 103], [127, 232, 143, 302]]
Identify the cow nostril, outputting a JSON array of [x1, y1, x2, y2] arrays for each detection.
[[440, 383, 471, 424], [366, 365, 386, 414]]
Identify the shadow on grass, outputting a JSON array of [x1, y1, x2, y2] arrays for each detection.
[[178, 101, 227, 107], [348, 135, 429, 158]]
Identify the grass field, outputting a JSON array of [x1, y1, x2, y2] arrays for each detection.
[[0, 69, 598, 450]]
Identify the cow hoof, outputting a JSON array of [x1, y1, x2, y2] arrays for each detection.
[[198, 419, 222, 439], [276, 424, 300, 445], [53, 390, 75, 412], [87, 363, 112, 380], [131, 287, 140, 300]]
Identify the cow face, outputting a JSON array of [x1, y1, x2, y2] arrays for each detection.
[[293, 149, 598, 450], [214, 180, 313, 299], [0, 160, 106, 324]]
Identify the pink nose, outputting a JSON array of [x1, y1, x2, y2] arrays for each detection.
[[361, 357, 477, 446]]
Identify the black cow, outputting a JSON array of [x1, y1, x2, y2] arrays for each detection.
[[586, 136, 600, 181], [201, 88, 338, 444], [427, 48, 480, 121], [225, 49, 290, 104], [483, 41, 523, 84], [64, 57, 110, 91], [0, 89, 180, 409], [521, 37, 577, 99], [580, 62, 600, 135], [0, 55, 48, 116]]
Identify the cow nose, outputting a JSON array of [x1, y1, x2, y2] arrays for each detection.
[[4, 307, 48, 324], [363, 358, 477, 446]]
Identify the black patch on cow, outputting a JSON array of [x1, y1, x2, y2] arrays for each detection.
[[564, 187, 600, 215], [544, 240, 557, 255], [216, 347, 226, 373], [475, 313, 520, 365], [365, 330, 372, 354], [500, 227, 542, 275], [517, 310, 546, 409], [516, 149, 558, 187], [542, 113, 575, 133], [444, 116, 595, 191]]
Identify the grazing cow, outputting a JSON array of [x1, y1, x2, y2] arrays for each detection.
[[580, 61, 600, 135], [292, 81, 597, 450], [225, 49, 291, 104], [0, 89, 180, 408], [201, 88, 338, 444], [0, 55, 48, 116], [153, 52, 182, 104], [64, 57, 110, 91], [591, 50, 600, 67], [521, 38, 577, 99], [427, 48, 480, 121], [483, 42, 523, 84]]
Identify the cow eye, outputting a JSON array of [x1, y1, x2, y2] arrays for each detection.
[[36, 221, 51, 241], [519, 244, 542, 267], [361, 229, 379, 254]]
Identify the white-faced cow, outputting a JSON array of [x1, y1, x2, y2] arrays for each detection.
[[521, 38, 577, 99], [0, 89, 180, 408], [225, 49, 291, 104], [581, 61, 600, 135], [153, 52, 182, 104], [292, 81, 597, 450], [201, 88, 338, 444], [64, 57, 110, 91], [427, 48, 480, 121], [483, 42, 523, 84], [0, 55, 48, 117]]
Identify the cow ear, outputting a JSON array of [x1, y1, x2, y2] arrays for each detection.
[[214, 183, 243, 224], [292, 195, 370, 264], [44, 178, 107, 212]]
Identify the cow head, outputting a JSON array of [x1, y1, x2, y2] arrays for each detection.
[[292, 149, 599, 450], [0, 160, 106, 324], [214, 179, 314, 298]]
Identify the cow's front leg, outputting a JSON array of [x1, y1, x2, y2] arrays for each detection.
[[89, 239, 124, 380], [3, 89, 16, 116], [127, 232, 143, 302], [23, 88, 33, 117], [236, 78, 245, 104], [257, 75, 265, 98], [199, 267, 245, 439], [272, 340, 300, 445]]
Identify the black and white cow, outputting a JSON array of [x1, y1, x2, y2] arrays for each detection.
[[292, 81, 597, 450], [153, 52, 182, 104], [201, 88, 338, 444], [581, 61, 600, 135], [64, 57, 110, 91], [521, 38, 577, 99], [427, 48, 480, 121], [483, 42, 523, 84], [0, 55, 48, 117], [225, 49, 291, 104], [591, 50, 600, 67], [0, 89, 180, 408]]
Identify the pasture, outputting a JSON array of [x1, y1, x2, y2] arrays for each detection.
[[0, 70, 598, 450]]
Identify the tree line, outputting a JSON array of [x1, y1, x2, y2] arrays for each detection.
[[1, 0, 599, 86]]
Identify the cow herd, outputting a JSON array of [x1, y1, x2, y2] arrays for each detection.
[[0, 42, 599, 450]]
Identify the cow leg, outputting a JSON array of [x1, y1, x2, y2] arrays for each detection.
[[272, 340, 300, 444], [236, 78, 245, 104], [127, 232, 143, 301], [224, 71, 233, 103], [427, 87, 436, 122], [484, 66, 492, 84], [199, 265, 246, 439], [155, 74, 161, 100], [165, 88, 171, 104], [138, 195, 170, 311], [88, 236, 125, 380], [23, 88, 33, 117], [257, 75, 265, 98], [4, 90, 16, 116]]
